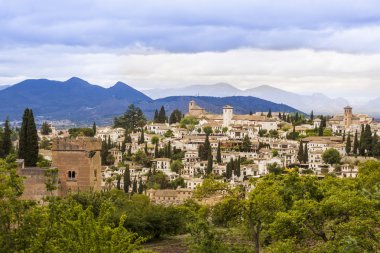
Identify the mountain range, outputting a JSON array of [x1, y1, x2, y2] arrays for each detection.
[[143, 83, 350, 115], [0, 78, 301, 125]]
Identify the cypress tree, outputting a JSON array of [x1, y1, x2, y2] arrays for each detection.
[[138, 177, 143, 194], [206, 154, 213, 175], [92, 122, 96, 136], [158, 106, 166, 123], [121, 141, 126, 154], [167, 141, 172, 158], [144, 142, 148, 155], [345, 133, 352, 155], [154, 142, 159, 158], [107, 136, 112, 149], [242, 135, 251, 152], [18, 109, 29, 161], [364, 124, 373, 155], [303, 143, 308, 163], [267, 109, 272, 118], [359, 125, 365, 156], [123, 165, 130, 193], [310, 110, 314, 121], [132, 176, 137, 193], [23, 109, 38, 167], [318, 124, 324, 136], [371, 131, 378, 157], [200, 134, 211, 160], [342, 130, 346, 142], [154, 109, 159, 122], [116, 175, 121, 190], [230, 158, 234, 178], [353, 130, 359, 156], [216, 141, 222, 164], [297, 141, 304, 163], [2, 118, 12, 157], [235, 157, 241, 177], [139, 129, 145, 144]]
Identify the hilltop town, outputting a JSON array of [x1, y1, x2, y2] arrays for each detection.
[[16, 101, 379, 205]]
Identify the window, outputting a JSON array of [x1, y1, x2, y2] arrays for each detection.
[[68, 170, 76, 181]]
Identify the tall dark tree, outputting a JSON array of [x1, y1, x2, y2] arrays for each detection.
[[138, 177, 143, 194], [139, 129, 145, 144], [123, 166, 130, 193], [342, 130, 346, 142], [345, 133, 352, 155], [41, 122, 52, 135], [92, 122, 96, 136], [144, 142, 148, 155], [132, 176, 137, 193], [199, 134, 211, 160], [267, 109, 272, 118], [318, 124, 324, 136], [310, 110, 314, 121], [101, 140, 108, 165], [242, 135, 251, 152], [297, 141, 304, 163], [303, 143, 308, 163], [363, 124, 373, 155], [169, 109, 182, 124], [2, 118, 12, 157], [114, 104, 147, 132], [359, 125, 365, 156], [18, 109, 38, 167], [234, 157, 241, 177], [157, 106, 167, 123], [371, 131, 378, 157], [153, 109, 159, 123], [216, 141, 222, 164], [154, 142, 159, 158], [206, 154, 213, 175], [353, 130, 359, 156]]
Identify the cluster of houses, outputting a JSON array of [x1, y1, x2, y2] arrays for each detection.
[[24, 101, 378, 204]]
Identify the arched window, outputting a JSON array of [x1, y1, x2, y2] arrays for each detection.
[[68, 170, 76, 180]]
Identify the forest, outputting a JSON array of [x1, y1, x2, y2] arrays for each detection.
[[1, 154, 380, 252]]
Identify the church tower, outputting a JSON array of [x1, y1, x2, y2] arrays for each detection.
[[223, 105, 233, 127], [344, 106, 353, 127]]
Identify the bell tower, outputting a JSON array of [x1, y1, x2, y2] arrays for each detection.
[[344, 106, 353, 127]]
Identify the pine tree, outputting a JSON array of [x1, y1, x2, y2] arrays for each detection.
[[138, 177, 143, 194], [123, 165, 130, 193], [303, 143, 308, 163], [2, 118, 12, 157], [345, 133, 352, 155], [132, 176, 137, 193], [206, 154, 213, 175], [297, 141, 304, 163], [310, 110, 314, 121], [139, 129, 145, 144], [318, 124, 324, 136], [216, 141, 222, 164], [92, 122, 96, 136], [267, 109, 272, 118], [41, 121, 52, 135], [169, 109, 182, 124], [353, 130, 359, 156], [200, 134, 211, 160]]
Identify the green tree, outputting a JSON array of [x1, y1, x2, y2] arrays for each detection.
[[359, 124, 365, 156], [303, 143, 308, 163], [322, 148, 341, 165], [123, 166, 130, 193], [18, 109, 39, 167], [157, 106, 166, 123], [2, 118, 12, 157], [203, 126, 213, 135], [267, 109, 272, 118], [138, 129, 145, 144], [153, 109, 159, 122], [92, 122, 96, 135], [297, 141, 304, 163], [346, 133, 352, 155], [170, 159, 183, 174], [138, 177, 143, 194], [216, 141, 222, 164], [242, 135, 251, 152], [169, 109, 182, 124], [132, 177, 137, 193], [114, 104, 147, 132], [40, 121, 52, 135], [353, 130, 359, 155], [206, 154, 213, 175]]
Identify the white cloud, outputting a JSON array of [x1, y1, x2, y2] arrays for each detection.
[[1, 45, 379, 104]]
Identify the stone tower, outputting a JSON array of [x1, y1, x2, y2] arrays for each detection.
[[343, 106, 353, 127], [223, 105, 234, 127], [188, 100, 206, 116], [52, 137, 102, 195]]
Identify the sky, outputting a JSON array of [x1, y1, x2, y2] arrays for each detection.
[[1, 0, 380, 104]]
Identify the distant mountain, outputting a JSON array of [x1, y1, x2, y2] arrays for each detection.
[[144, 83, 349, 115], [143, 83, 241, 98], [0, 85, 11, 90], [243, 85, 349, 115], [0, 78, 301, 125], [360, 98, 380, 118], [0, 77, 152, 124]]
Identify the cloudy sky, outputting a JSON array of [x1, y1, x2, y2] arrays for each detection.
[[1, 0, 380, 103]]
